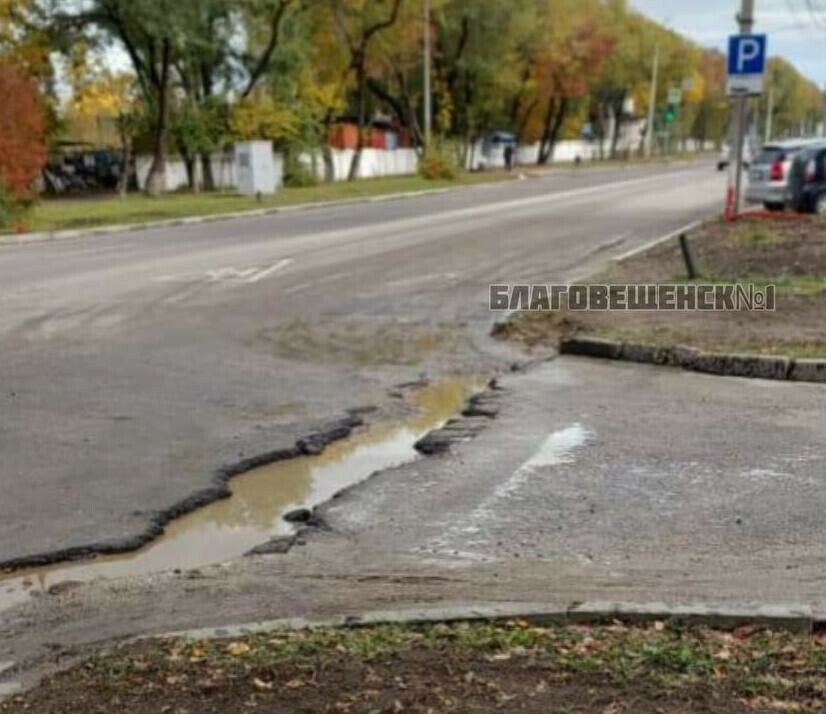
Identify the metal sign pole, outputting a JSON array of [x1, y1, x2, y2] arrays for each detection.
[[731, 0, 755, 218]]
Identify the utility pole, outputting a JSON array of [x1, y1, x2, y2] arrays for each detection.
[[731, 0, 755, 218], [644, 44, 660, 158], [820, 86, 826, 136], [423, 0, 432, 149], [765, 86, 773, 143]]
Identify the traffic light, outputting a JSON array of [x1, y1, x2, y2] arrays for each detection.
[[665, 104, 678, 124]]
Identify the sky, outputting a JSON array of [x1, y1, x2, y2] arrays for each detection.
[[630, 0, 826, 85]]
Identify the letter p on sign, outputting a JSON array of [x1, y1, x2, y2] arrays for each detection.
[[737, 37, 761, 71], [727, 34, 767, 96]]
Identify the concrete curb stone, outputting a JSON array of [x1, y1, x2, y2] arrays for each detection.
[[153, 601, 814, 642], [789, 359, 826, 383], [558, 336, 825, 385], [620, 343, 671, 365], [568, 601, 813, 634], [559, 336, 623, 360], [691, 353, 792, 381]]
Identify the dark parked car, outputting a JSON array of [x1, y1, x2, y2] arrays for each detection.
[[788, 145, 826, 214]]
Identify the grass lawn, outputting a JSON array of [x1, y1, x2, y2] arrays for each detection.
[[502, 216, 826, 359], [12, 171, 513, 235], [4, 619, 825, 712]]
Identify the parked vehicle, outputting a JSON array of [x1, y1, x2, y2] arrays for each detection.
[[787, 145, 826, 214], [745, 139, 826, 211], [717, 142, 752, 171]]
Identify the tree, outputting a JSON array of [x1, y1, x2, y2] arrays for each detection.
[[328, 0, 404, 181], [69, 60, 141, 196], [531, 15, 613, 164], [0, 60, 47, 201]]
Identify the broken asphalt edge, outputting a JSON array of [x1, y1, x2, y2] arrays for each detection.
[[253, 378, 504, 555], [0, 412, 368, 573], [558, 337, 826, 384], [0, 375, 501, 573], [152, 601, 816, 643]]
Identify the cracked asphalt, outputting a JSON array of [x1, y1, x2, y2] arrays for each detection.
[[4, 356, 826, 697], [0, 161, 722, 565], [5, 159, 826, 696]]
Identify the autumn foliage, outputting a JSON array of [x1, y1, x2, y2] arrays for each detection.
[[0, 60, 47, 200]]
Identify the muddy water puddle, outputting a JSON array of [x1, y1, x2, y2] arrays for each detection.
[[0, 377, 486, 613]]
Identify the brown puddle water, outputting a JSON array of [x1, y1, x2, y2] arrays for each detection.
[[0, 377, 486, 613]]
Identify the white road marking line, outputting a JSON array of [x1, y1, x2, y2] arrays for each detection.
[[385, 272, 459, 288], [153, 260, 294, 286], [613, 219, 703, 263], [425, 424, 590, 556], [246, 259, 293, 284], [283, 271, 352, 296]]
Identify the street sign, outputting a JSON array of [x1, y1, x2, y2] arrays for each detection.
[[727, 34, 767, 96], [667, 88, 683, 105]]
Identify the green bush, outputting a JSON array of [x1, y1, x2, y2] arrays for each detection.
[[0, 181, 20, 229], [284, 152, 319, 188], [419, 143, 459, 180]]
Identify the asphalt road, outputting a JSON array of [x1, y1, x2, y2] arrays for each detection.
[[0, 161, 724, 565]]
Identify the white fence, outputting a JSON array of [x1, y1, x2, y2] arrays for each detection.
[[136, 148, 419, 192], [136, 153, 238, 193], [303, 148, 419, 182], [136, 137, 713, 193]]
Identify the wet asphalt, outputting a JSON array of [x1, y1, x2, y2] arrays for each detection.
[[0, 161, 723, 565]]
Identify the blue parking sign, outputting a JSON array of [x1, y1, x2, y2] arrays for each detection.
[[728, 34, 766, 75], [727, 34, 767, 95]]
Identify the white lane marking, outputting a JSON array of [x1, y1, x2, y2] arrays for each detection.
[[154, 259, 293, 286], [246, 259, 293, 284], [497, 424, 590, 498], [424, 424, 590, 558], [613, 219, 703, 263], [385, 272, 459, 288], [283, 271, 352, 296]]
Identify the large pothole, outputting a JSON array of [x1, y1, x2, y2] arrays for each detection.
[[0, 376, 487, 613]]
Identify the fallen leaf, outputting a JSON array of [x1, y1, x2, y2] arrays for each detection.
[[252, 678, 273, 691], [226, 642, 251, 657], [733, 625, 757, 641], [653, 621, 666, 632], [285, 678, 306, 689]]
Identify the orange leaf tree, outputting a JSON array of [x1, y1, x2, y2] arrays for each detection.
[[0, 60, 47, 201]]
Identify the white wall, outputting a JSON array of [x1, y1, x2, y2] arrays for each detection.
[[135, 135, 715, 193], [306, 148, 419, 182], [136, 153, 238, 192], [136, 147, 419, 191]]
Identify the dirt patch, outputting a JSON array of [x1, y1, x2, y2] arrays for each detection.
[[4, 620, 826, 713], [258, 319, 474, 367], [502, 216, 826, 358]]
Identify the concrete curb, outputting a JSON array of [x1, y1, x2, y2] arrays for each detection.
[[0, 182, 497, 247], [153, 600, 814, 642], [560, 336, 826, 384]]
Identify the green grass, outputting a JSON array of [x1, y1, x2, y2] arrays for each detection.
[[685, 274, 826, 297], [81, 620, 826, 695], [732, 223, 780, 245], [10, 171, 512, 234]]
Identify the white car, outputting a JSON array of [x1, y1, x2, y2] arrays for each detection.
[[717, 142, 753, 171]]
